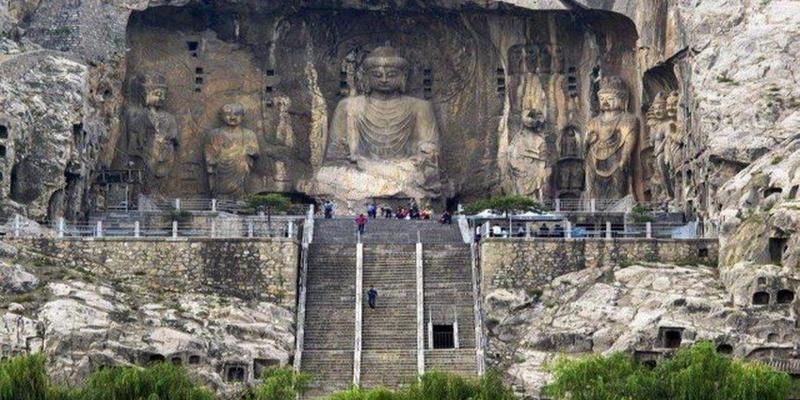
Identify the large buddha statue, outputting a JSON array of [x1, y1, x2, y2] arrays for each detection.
[[309, 46, 443, 208], [585, 76, 640, 199], [204, 102, 260, 198], [126, 73, 178, 186]]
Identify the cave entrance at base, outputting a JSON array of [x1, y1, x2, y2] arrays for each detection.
[[432, 324, 455, 349]]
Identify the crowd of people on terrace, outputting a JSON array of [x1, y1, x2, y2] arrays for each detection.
[[321, 199, 453, 226]]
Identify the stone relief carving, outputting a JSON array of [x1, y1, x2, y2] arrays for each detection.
[[126, 74, 179, 185], [646, 92, 672, 202], [204, 103, 260, 198], [556, 126, 585, 194], [310, 46, 443, 207], [507, 109, 550, 199], [585, 76, 640, 200]]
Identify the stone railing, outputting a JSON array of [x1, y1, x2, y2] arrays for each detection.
[[293, 206, 315, 372]]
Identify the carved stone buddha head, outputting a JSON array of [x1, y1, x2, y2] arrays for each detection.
[[221, 102, 245, 127], [138, 73, 168, 109], [521, 109, 546, 132], [597, 76, 629, 113], [650, 92, 667, 120], [666, 91, 680, 119], [363, 46, 409, 95]]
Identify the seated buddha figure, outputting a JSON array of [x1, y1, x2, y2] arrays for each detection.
[[310, 46, 443, 208]]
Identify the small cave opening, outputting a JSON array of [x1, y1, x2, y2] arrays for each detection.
[[752, 291, 770, 305], [768, 333, 780, 343], [790, 185, 799, 199], [659, 327, 683, 349], [171, 356, 183, 365], [225, 365, 246, 382], [758, 277, 767, 286], [763, 187, 783, 198], [716, 343, 733, 355], [72, 123, 84, 146], [188, 355, 201, 365], [768, 237, 788, 265], [697, 247, 709, 258], [0, 124, 7, 139], [0, 144, 6, 158], [777, 289, 795, 304], [147, 354, 166, 364]]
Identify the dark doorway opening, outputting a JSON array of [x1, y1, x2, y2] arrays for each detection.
[[777, 289, 795, 304], [753, 291, 770, 305], [769, 237, 788, 264], [226, 365, 246, 382], [716, 344, 733, 355], [659, 327, 683, 349], [433, 324, 455, 349]]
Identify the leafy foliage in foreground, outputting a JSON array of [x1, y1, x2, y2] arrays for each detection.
[[545, 341, 793, 400], [247, 366, 310, 400], [326, 370, 515, 400], [79, 362, 215, 400], [465, 194, 542, 215]]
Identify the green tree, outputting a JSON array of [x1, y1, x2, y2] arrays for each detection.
[[248, 193, 292, 229], [466, 194, 542, 235], [249, 366, 310, 400]]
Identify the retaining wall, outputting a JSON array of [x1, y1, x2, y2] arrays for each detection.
[[6, 237, 299, 308], [481, 238, 719, 294]]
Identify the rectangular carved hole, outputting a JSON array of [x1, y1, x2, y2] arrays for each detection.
[[659, 327, 683, 349], [789, 185, 799, 199], [187, 41, 199, 51], [266, 69, 275, 76], [194, 88, 202, 93], [698, 247, 708, 258], [340, 81, 348, 89], [769, 237, 788, 264], [265, 86, 273, 93], [0, 125, 7, 139], [195, 67, 204, 74], [568, 76, 577, 83], [195, 77, 204, 85], [568, 66, 577, 73], [423, 68, 432, 76], [423, 79, 432, 86], [432, 324, 455, 349], [496, 67, 504, 75], [497, 78, 505, 85]]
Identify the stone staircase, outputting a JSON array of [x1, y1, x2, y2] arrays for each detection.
[[300, 217, 478, 398], [302, 244, 356, 397], [361, 245, 418, 387], [314, 218, 462, 244]]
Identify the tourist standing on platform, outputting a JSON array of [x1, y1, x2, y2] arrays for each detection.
[[439, 210, 452, 225], [367, 202, 377, 219], [367, 287, 378, 309], [323, 200, 334, 219], [355, 213, 368, 235]]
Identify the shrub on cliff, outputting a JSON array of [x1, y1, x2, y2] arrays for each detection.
[[545, 341, 792, 400]]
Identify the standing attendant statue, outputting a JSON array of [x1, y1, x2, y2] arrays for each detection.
[[508, 109, 549, 198], [585, 76, 640, 200], [204, 102, 260, 198], [126, 73, 178, 186]]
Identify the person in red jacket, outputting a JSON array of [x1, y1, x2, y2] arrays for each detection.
[[355, 213, 368, 236]]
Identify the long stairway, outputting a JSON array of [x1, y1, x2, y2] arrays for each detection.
[[302, 244, 356, 397], [300, 217, 477, 398], [361, 245, 418, 388]]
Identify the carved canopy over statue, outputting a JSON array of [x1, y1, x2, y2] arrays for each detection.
[[585, 76, 640, 200], [309, 46, 444, 209]]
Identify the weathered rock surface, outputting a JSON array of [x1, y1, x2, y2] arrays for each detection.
[[490, 264, 800, 397], [0, 242, 295, 397]]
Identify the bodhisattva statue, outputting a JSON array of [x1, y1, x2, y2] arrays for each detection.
[[310, 46, 443, 208], [585, 76, 639, 199], [665, 91, 682, 169], [647, 93, 673, 201], [204, 102, 260, 198], [508, 109, 549, 199], [127, 74, 178, 183]]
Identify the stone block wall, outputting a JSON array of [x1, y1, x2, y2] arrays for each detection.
[[6, 238, 299, 308], [481, 238, 719, 294]]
